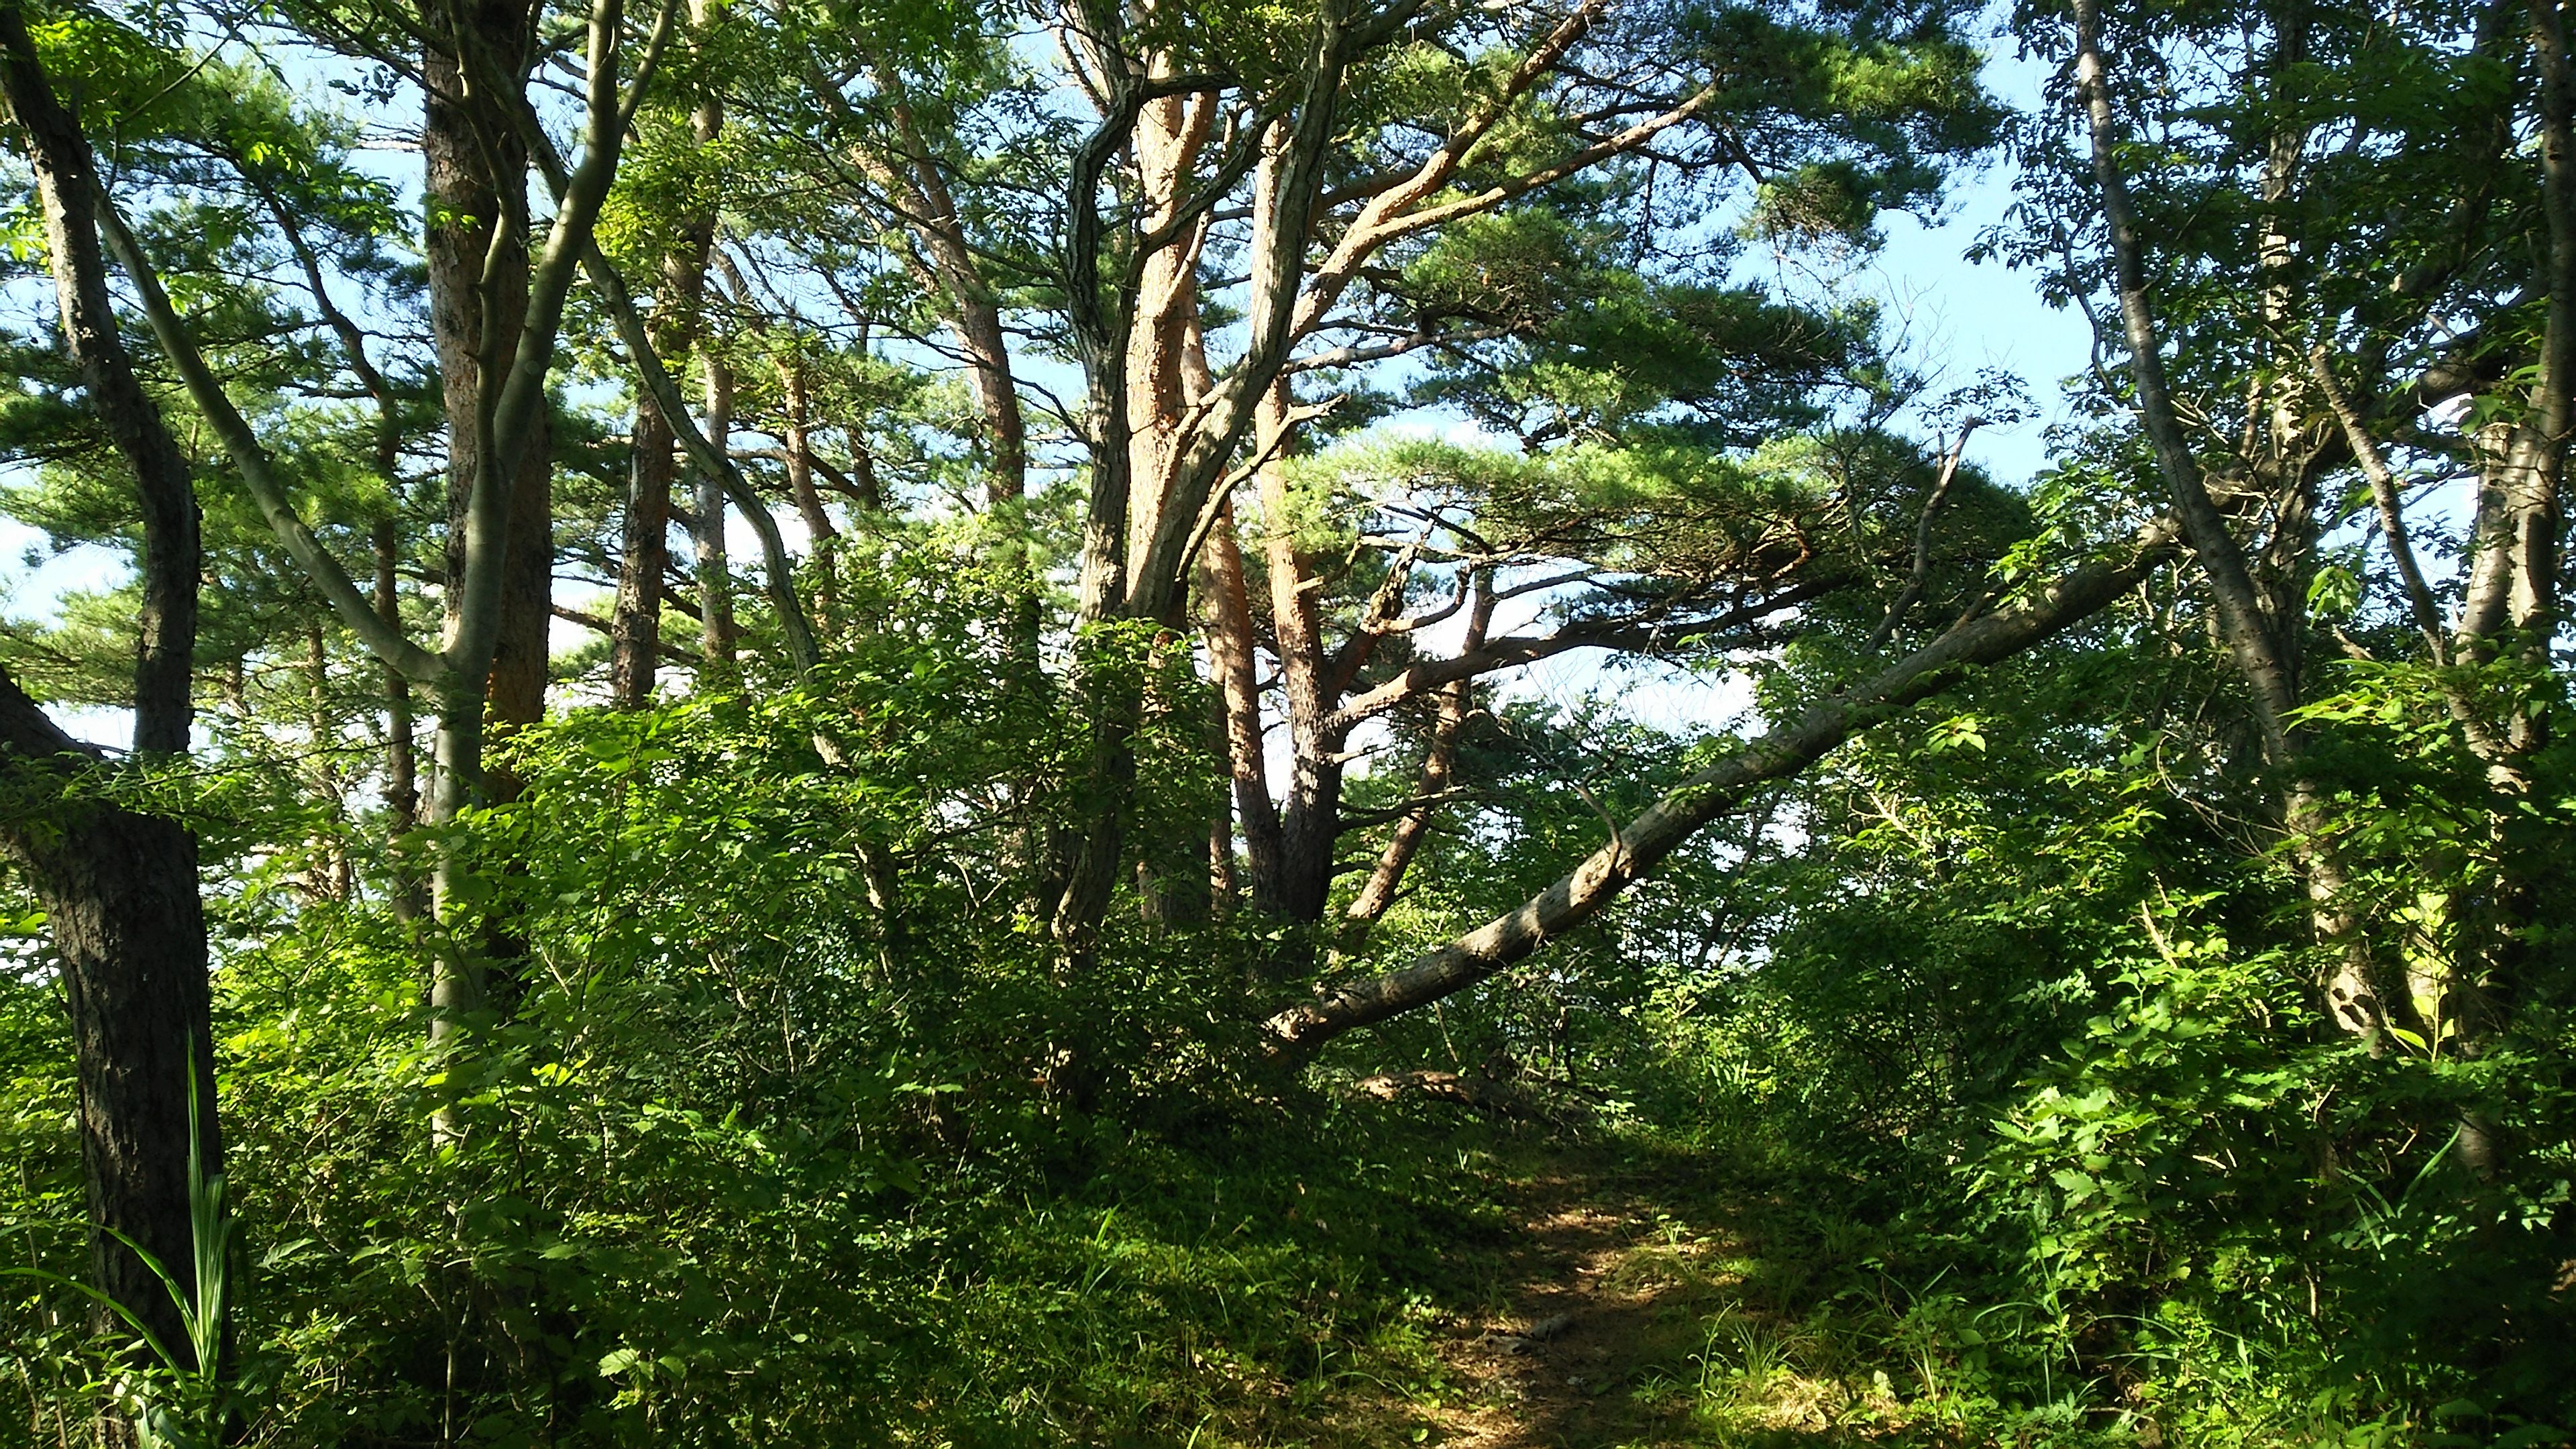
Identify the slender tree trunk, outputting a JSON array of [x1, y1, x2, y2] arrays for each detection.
[[683, 52, 735, 682], [782, 356, 839, 638], [2445, 0, 2576, 1173], [612, 397, 676, 707], [695, 352, 738, 676], [0, 7, 197, 758], [2069, 0, 2427, 1044], [1199, 502, 1285, 902], [612, 51, 722, 704], [859, 92, 1034, 658], [376, 523, 424, 918]]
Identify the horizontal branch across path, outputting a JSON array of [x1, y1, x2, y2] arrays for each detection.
[[1264, 519, 2181, 1053]]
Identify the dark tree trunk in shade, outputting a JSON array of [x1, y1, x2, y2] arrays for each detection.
[[612, 399, 676, 708], [0, 17, 221, 1411], [0, 672, 219, 1380]]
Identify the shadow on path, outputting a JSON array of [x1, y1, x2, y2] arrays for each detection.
[[1390, 1144, 1947, 1449]]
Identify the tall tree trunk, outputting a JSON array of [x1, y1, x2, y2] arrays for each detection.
[[862, 88, 1034, 656], [782, 356, 839, 638], [611, 396, 676, 707], [610, 52, 721, 705], [420, 0, 545, 1041], [683, 47, 735, 681], [695, 352, 738, 676], [424, 0, 549, 755], [2069, 0, 2428, 1044], [1252, 382, 1344, 924], [0, 17, 221, 1412]]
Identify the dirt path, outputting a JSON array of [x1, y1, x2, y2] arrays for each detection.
[[1400, 1147, 1919, 1448]]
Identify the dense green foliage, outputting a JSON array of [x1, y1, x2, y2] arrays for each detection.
[[8, 598, 2571, 1444], [4, 0, 2575, 1439]]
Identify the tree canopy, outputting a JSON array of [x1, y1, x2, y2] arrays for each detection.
[[1, 0, 2571, 1440]]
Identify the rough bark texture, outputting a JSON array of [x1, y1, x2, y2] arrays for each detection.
[[0, 21, 221, 1407], [423, 0, 550, 742], [420, 0, 545, 1044], [0, 670, 218, 1377]]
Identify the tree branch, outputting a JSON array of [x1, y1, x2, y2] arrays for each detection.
[[1265, 517, 2181, 1053]]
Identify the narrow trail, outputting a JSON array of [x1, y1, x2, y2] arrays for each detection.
[[1383, 1144, 1932, 1448]]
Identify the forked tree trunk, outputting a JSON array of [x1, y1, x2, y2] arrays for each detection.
[[423, 0, 551, 753]]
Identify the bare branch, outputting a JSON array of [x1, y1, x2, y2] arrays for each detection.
[[1266, 517, 2182, 1053]]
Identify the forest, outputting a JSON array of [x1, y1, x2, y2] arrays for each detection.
[[0, 0, 2570, 1440]]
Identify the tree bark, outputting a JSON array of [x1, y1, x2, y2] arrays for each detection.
[[2069, 0, 2428, 1044], [694, 351, 738, 676], [0, 21, 221, 1408], [1199, 502, 1285, 903], [612, 396, 677, 707], [423, 0, 551, 747], [0, 672, 219, 1383], [613, 22, 722, 702], [376, 522, 425, 919], [1253, 381, 1346, 924]]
